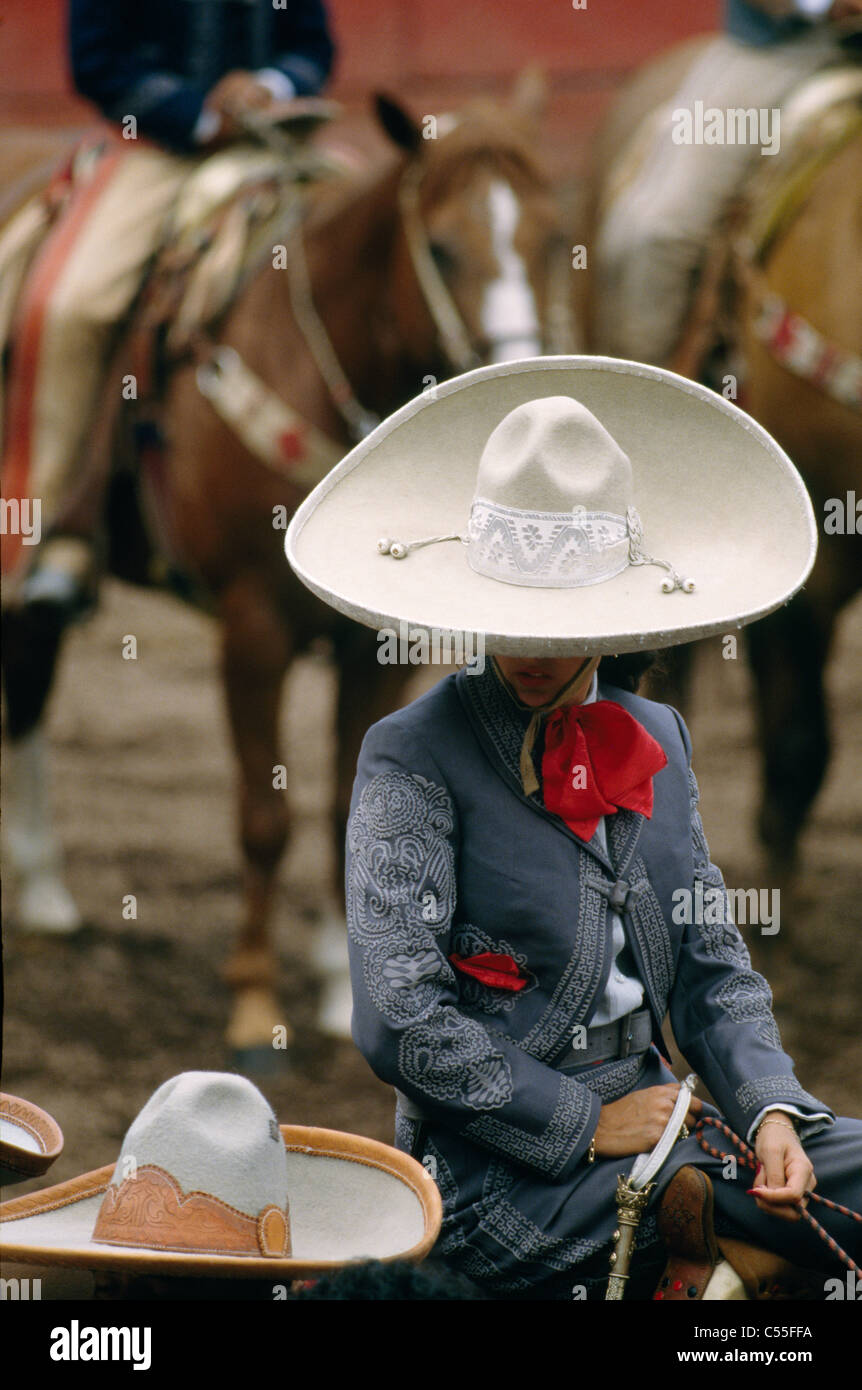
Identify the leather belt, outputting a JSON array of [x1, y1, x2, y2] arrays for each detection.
[[557, 1007, 653, 1071]]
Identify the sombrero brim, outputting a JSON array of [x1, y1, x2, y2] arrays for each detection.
[[286, 357, 817, 655], [0, 1094, 64, 1185], [0, 1125, 441, 1278]]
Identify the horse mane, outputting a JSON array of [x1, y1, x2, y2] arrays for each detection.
[[413, 99, 551, 201], [300, 96, 550, 236]]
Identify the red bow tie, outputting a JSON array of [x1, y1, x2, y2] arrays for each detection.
[[541, 700, 668, 842]]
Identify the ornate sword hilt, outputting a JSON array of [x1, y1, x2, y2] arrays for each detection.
[[605, 1175, 655, 1301], [604, 1074, 698, 1300]]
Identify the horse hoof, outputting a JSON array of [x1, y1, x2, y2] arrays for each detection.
[[15, 877, 84, 934], [316, 971, 354, 1039], [226, 986, 291, 1070], [312, 912, 353, 1037]]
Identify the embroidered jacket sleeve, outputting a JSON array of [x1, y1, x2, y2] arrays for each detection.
[[69, 0, 334, 151], [346, 718, 602, 1182], [726, 0, 833, 46], [667, 711, 834, 1143], [267, 1, 335, 98]]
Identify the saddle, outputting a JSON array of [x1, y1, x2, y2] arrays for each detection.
[[669, 66, 862, 395], [654, 1166, 823, 1301], [130, 112, 346, 379], [6, 117, 350, 585]]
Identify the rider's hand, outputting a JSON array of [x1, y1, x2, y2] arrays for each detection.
[[593, 1084, 702, 1158], [203, 70, 275, 140], [749, 1115, 816, 1223]]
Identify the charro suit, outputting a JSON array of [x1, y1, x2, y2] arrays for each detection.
[[345, 663, 862, 1297]]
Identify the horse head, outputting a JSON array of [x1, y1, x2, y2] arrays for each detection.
[[375, 73, 570, 372]]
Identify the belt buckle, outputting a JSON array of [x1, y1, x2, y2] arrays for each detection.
[[619, 1011, 634, 1059]]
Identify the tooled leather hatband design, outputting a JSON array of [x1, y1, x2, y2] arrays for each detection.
[[93, 1164, 291, 1257]]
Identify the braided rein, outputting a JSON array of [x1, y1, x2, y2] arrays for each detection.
[[695, 1116, 860, 1276]]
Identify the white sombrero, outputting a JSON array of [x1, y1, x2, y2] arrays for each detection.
[[0, 1072, 441, 1280], [285, 357, 817, 655]]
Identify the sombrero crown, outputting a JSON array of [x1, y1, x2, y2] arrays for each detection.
[[93, 1071, 291, 1257], [285, 357, 817, 656], [466, 394, 688, 591]]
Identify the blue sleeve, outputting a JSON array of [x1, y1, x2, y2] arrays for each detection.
[[667, 708, 834, 1141], [69, 0, 207, 150], [69, 0, 336, 150], [271, 1, 336, 95], [725, 0, 829, 46]]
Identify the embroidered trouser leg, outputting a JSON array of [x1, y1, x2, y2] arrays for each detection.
[[2, 141, 192, 574], [593, 30, 845, 365], [492, 1121, 862, 1301]]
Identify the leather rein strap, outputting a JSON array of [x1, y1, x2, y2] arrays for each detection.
[[397, 160, 482, 375]]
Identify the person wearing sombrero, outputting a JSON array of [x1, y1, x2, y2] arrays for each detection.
[[286, 356, 862, 1300]]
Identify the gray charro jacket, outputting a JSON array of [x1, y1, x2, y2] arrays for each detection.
[[345, 663, 831, 1292]]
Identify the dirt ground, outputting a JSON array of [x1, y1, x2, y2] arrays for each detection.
[[2, 579, 862, 1201]]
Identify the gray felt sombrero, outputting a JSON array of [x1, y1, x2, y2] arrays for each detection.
[[0, 1072, 441, 1279], [285, 357, 817, 655]]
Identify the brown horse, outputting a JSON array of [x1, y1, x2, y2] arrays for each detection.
[[583, 45, 862, 884], [1, 79, 570, 1062]]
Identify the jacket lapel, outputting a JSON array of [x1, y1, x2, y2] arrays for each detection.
[[456, 665, 618, 875]]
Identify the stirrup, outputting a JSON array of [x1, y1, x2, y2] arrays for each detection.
[[13, 536, 97, 623], [716, 1237, 824, 1301]]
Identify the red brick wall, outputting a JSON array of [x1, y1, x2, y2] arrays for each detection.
[[0, 0, 722, 171]]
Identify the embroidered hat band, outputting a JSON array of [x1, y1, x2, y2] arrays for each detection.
[[377, 397, 695, 594]]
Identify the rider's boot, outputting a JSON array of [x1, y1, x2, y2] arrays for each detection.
[[654, 1165, 724, 1300], [654, 1165, 825, 1301]]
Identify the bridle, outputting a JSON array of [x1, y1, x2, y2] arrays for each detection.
[[284, 150, 577, 443], [193, 132, 578, 472], [397, 160, 483, 375]]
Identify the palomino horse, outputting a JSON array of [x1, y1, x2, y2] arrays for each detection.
[[583, 47, 862, 884], [1, 79, 571, 1062]]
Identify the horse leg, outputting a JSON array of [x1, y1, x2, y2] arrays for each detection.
[[746, 594, 834, 885], [1, 607, 82, 932], [218, 574, 292, 1068], [314, 626, 414, 1038]]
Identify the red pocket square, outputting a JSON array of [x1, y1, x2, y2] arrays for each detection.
[[449, 951, 528, 992]]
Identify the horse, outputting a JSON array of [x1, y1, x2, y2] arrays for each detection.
[[582, 43, 862, 887], [1, 75, 573, 1064]]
